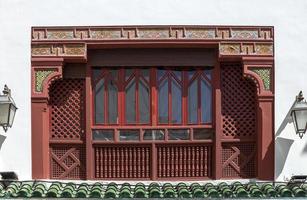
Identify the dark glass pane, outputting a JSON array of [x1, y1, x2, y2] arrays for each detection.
[[188, 70, 195, 80], [204, 69, 212, 80], [119, 130, 139, 141], [193, 129, 213, 140], [168, 129, 189, 140], [125, 69, 133, 81], [201, 80, 212, 123], [108, 80, 118, 123], [158, 69, 166, 80], [158, 79, 168, 123], [173, 70, 181, 81], [141, 69, 149, 82], [95, 79, 104, 123], [171, 80, 182, 124], [110, 69, 118, 80], [126, 78, 136, 123], [188, 79, 198, 123], [139, 80, 149, 123], [93, 68, 101, 81], [143, 129, 165, 140], [92, 130, 114, 141]]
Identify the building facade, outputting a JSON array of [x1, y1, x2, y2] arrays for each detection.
[[31, 25, 274, 180]]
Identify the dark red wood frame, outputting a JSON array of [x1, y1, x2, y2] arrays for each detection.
[[31, 25, 275, 180]]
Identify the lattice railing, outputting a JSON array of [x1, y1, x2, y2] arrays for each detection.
[[50, 145, 86, 179], [221, 63, 257, 138], [94, 145, 151, 179], [222, 143, 256, 178], [157, 145, 212, 178], [49, 79, 85, 140]]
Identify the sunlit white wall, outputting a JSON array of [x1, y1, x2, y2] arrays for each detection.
[[0, 0, 306, 181]]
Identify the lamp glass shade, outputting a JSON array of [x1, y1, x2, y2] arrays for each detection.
[[291, 101, 307, 136], [0, 95, 17, 129], [0, 96, 10, 126]]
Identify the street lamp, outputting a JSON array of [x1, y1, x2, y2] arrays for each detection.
[[291, 91, 307, 139], [0, 85, 17, 132]]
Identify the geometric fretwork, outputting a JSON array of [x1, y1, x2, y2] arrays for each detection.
[[222, 143, 256, 178], [49, 79, 85, 140], [221, 63, 257, 138], [50, 145, 86, 179]]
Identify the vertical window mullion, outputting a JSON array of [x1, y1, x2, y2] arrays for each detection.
[[168, 72, 172, 125], [104, 70, 108, 124], [182, 71, 188, 125], [135, 69, 139, 123], [197, 71, 201, 124], [118, 69, 124, 126], [151, 68, 157, 126]]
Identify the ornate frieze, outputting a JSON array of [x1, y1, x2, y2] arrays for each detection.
[[35, 69, 56, 92], [32, 26, 273, 41], [250, 68, 271, 90], [219, 43, 273, 56], [31, 43, 86, 57]]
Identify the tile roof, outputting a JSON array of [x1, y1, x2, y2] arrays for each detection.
[[0, 181, 306, 198]]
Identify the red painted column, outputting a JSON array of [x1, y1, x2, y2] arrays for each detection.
[[257, 96, 274, 180], [31, 99, 49, 179]]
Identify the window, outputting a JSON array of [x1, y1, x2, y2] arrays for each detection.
[[93, 67, 213, 141]]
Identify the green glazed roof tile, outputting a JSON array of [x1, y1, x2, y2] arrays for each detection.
[[0, 181, 307, 198]]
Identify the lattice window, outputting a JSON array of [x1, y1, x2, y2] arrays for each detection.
[[157, 145, 212, 178], [94, 145, 151, 178], [222, 143, 256, 178], [49, 79, 85, 140], [221, 63, 257, 138], [50, 145, 86, 179]]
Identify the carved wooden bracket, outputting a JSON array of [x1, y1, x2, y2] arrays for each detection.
[[31, 65, 63, 99]]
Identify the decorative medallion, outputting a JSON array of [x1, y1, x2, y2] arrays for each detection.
[[35, 69, 56, 92], [250, 68, 271, 90]]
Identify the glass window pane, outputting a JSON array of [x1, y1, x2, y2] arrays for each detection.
[[204, 69, 212, 80], [139, 80, 150, 123], [125, 69, 133, 81], [110, 69, 118, 80], [92, 130, 114, 141], [173, 70, 181, 81], [141, 69, 149, 82], [126, 79, 136, 123], [188, 70, 195, 80], [158, 79, 168, 123], [108, 80, 118, 123], [93, 68, 101, 81], [95, 79, 104, 124], [171, 80, 182, 124], [119, 130, 139, 141], [188, 79, 198, 123], [201, 80, 212, 123], [168, 129, 190, 140], [158, 69, 166, 80], [193, 129, 213, 140], [143, 129, 165, 140]]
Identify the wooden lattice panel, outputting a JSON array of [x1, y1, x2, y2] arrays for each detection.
[[49, 79, 85, 140], [94, 145, 151, 178], [50, 145, 86, 179], [157, 145, 212, 178], [222, 143, 256, 178], [221, 64, 257, 138]]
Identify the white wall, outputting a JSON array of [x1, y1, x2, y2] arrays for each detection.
[[0, 0, 306, 181]]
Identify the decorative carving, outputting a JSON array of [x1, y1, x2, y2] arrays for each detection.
[[255, 44, 273, 55], [232, 30, 258, 39], [138, 29, 169, 39], [250, 68, 271, 90], [185, 28, 215, 38], [32, 44, 86, 57], [35, 69, 56, 92], [47, 30, 74, 39], [91, 29, 121, 39], [219, 44, 241, 55], [32, 26, 274, 41]]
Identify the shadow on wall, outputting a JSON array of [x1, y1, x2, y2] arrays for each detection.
[[0, 135, 6, 150], [275, 99, 296, 179]]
